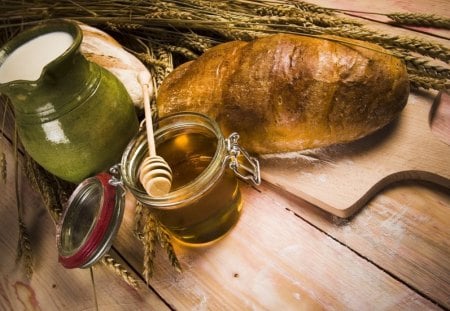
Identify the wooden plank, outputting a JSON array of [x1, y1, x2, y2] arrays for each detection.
[[112, 183, 440, 310], [270, 180, 450, 308], [0, 139, 170, 310]]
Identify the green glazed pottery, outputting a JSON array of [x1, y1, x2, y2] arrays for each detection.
[[0, 20, 139, 183]]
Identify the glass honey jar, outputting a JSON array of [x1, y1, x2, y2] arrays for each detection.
[[121, 112, 260, 245]]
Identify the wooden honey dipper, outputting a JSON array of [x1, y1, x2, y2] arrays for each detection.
[[137, 71, 172, 196]]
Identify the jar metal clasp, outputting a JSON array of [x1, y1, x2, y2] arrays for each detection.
[[108, 164, 125, 192], [225, 133, 261, 186]]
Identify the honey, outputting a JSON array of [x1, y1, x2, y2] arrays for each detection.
[[152, 132, 242, 244]]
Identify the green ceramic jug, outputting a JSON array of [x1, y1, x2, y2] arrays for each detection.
[[0, 20, 139, 183]]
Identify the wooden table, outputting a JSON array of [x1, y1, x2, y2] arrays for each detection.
[[1, 1, 449, 310]]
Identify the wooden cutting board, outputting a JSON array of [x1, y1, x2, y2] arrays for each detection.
[[260, 92, 450, 218]]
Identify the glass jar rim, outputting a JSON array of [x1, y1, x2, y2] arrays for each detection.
[[120, 111, 228, 209]]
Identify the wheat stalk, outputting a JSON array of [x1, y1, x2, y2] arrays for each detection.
[[16, 219, 33, 279], [317, 25, 450, 63], [165, 44, 199, 60], [134, 201, 145, 237], [139, 44, 174, 120], [1, 99, 9, 183], [409, 74, 450, 90], [155, 224, 182, 273], [387, 13, 450, 30], [294, 0, 336, 15], [255, 4, 361, 27], [135, 52, 171, 68], [400, 53, 450, 80], [142, 212, 158, 283], [0, 152, 5, 183], [23, 154, 65, 223], [14, 127, 33, 279], [291, 2, 450, 30], [100, 254, 139, 289], [178, 33, 217, 54], [179, 0, 240, 21], [134, 203, 181, 280], [152, 47, 174, 88], [145, 7, 195, 21], [387, 48, 450, 81], [16, 220, 33, 279]]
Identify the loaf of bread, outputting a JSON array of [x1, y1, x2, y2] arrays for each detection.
[[157, 34, 409, 154]]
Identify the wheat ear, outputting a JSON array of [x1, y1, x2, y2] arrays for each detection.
[[155, 223, 182, 273], [100, 254, 139, 289], [321, 26, 450, 63], [1, 99, 9, 183], [14, 127, 33, 279], [23, 154, 63, 223], [409, 74, 450, 90], [387, 13, 450, 30], [142, 212, 158, 283]]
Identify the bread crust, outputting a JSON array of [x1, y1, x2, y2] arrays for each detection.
[[157, 34, 409, 154]]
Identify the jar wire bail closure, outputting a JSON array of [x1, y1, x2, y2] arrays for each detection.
[[225, 132, 261, 186]]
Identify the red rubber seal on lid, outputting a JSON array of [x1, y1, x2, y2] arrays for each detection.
[[58, 173, 116, 268]]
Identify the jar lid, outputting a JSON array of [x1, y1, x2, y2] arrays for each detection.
[[56, 172, 124, 269]]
